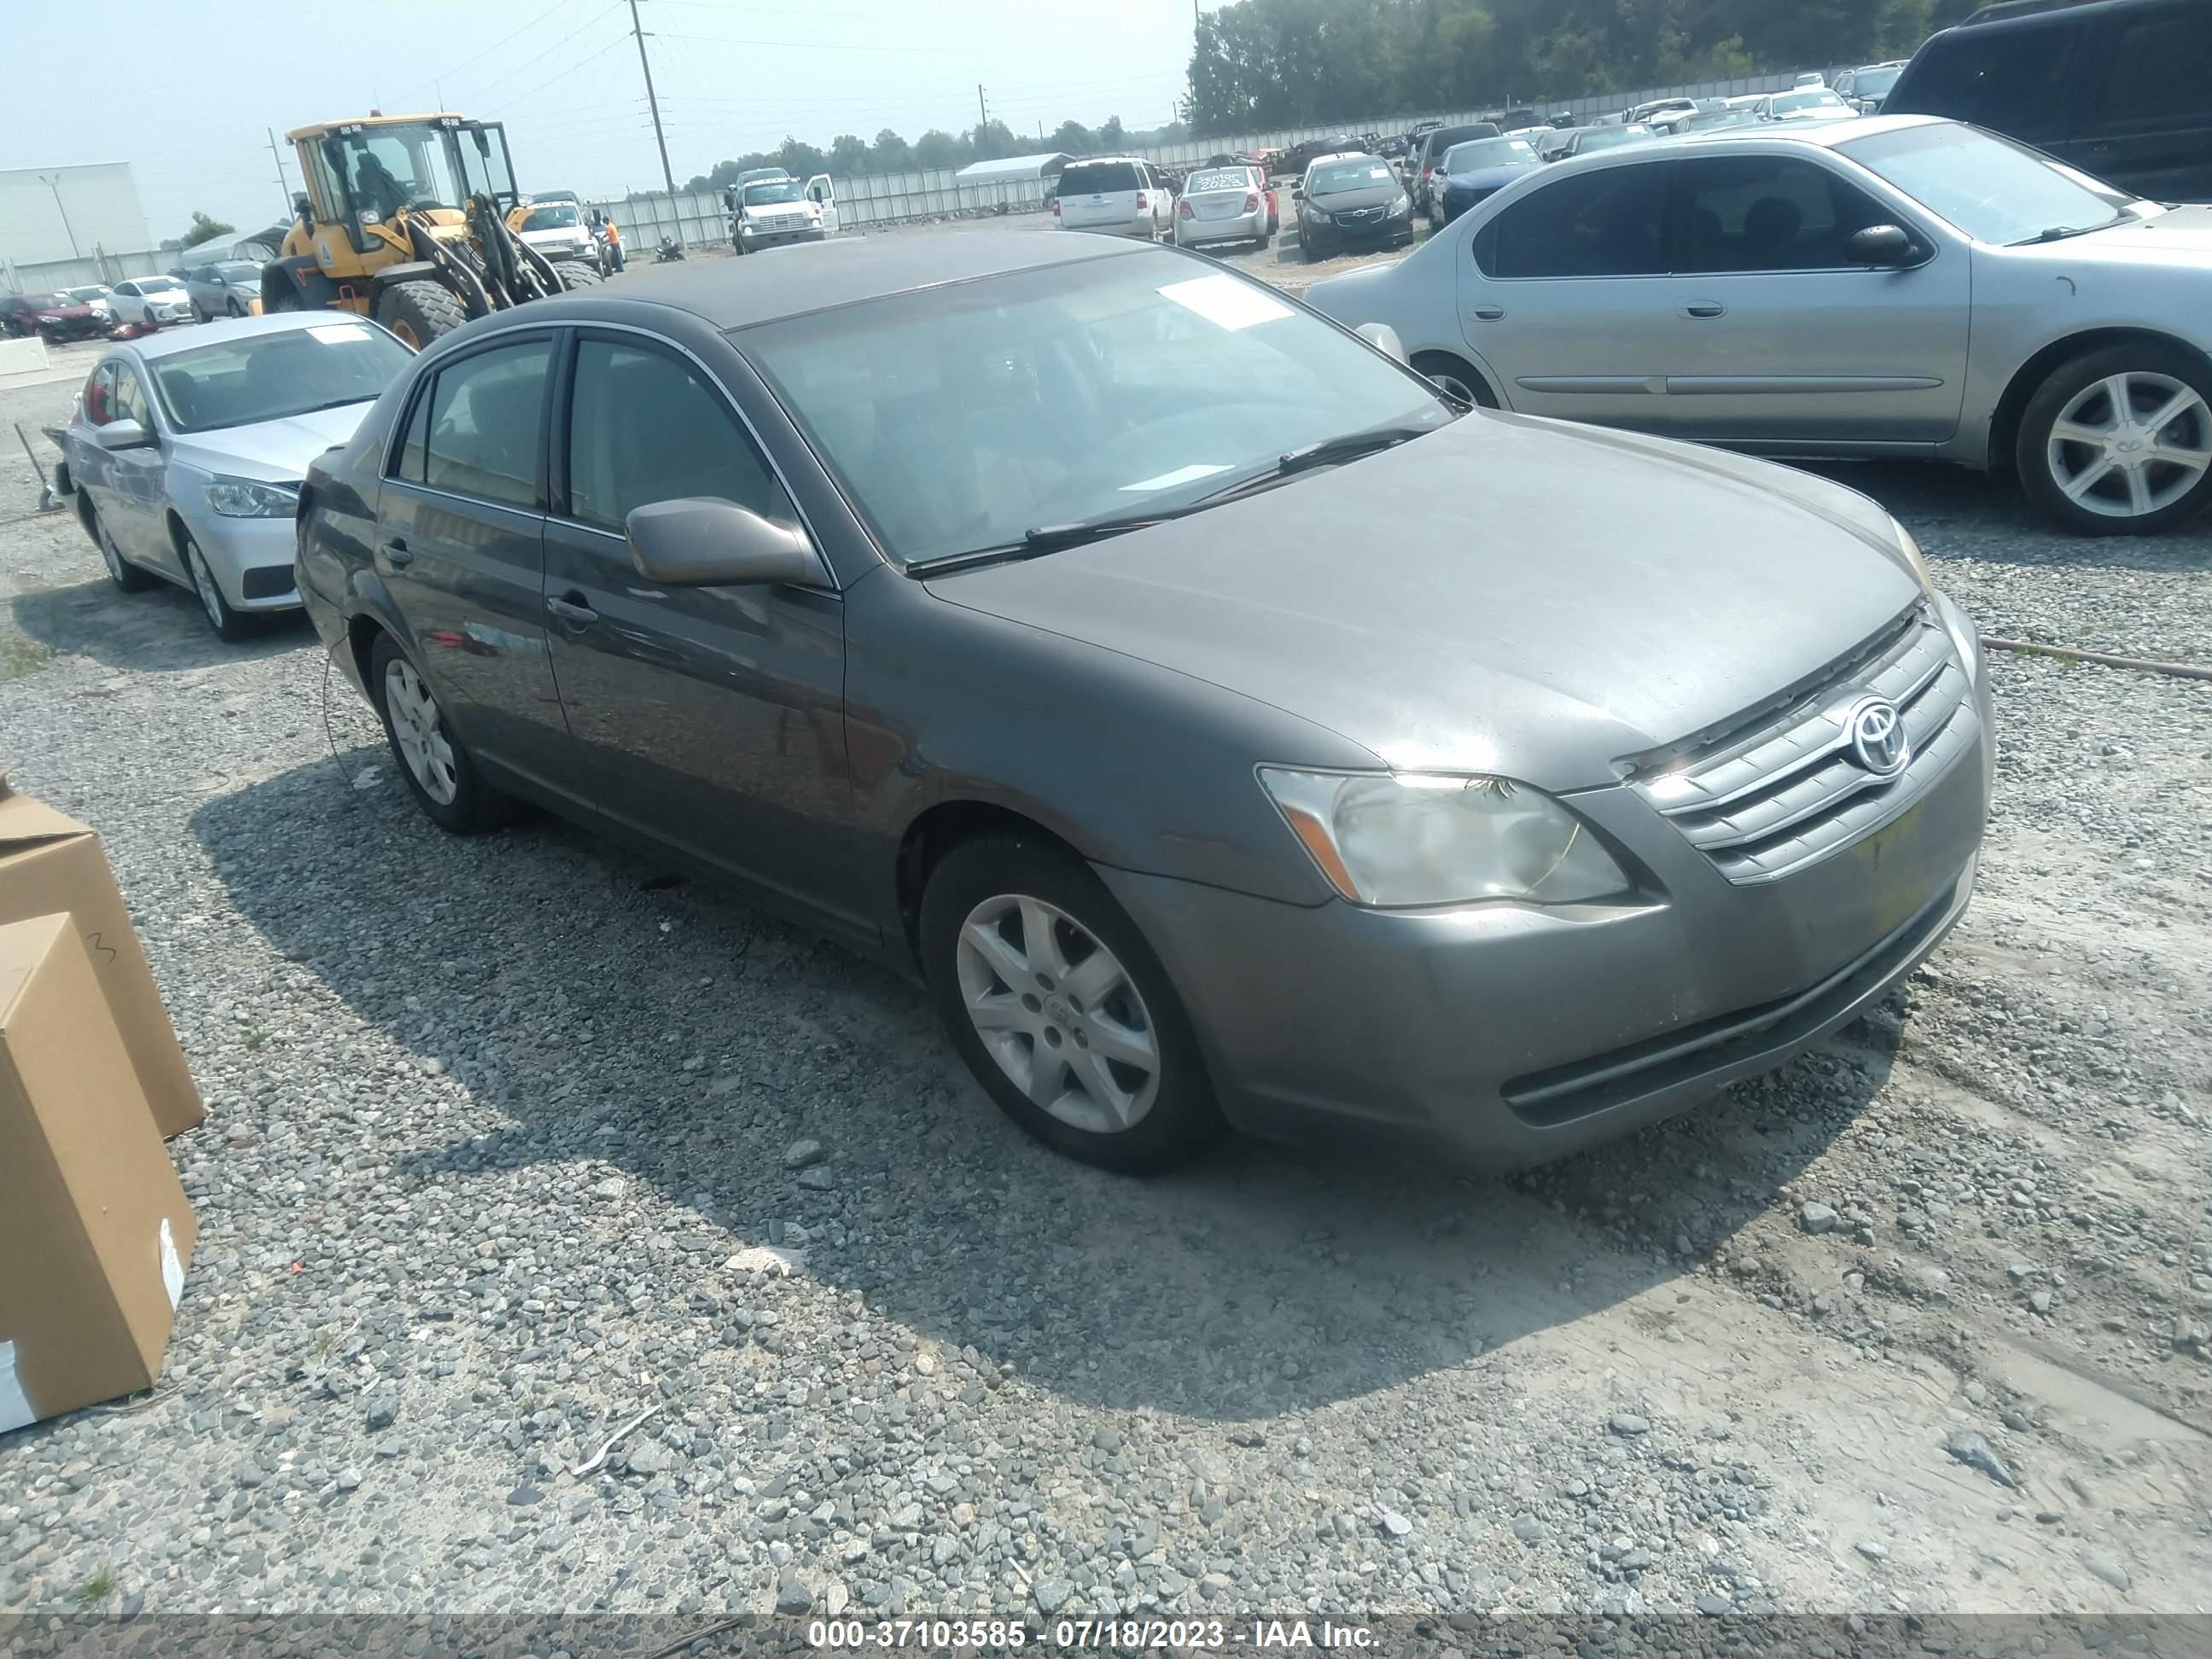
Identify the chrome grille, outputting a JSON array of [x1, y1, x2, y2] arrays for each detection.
[[1631, 608, 1974, 885]]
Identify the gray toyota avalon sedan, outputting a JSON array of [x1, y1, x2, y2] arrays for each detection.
[[298, 232, 1993, 1173]]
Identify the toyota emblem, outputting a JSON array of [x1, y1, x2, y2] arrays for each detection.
[[1846, 697, 1910, 776]]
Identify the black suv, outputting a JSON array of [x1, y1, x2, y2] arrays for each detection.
[[1884, 0, 2212, 202]]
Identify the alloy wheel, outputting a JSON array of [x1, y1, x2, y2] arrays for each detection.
[[383, 658, 460, 806], [186, 543, 226, 630], [96, 518, 127, 583], [2046, 371, 2212, 520], [953, 893, 1161, 1134]]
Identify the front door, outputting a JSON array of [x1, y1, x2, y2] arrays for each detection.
[[541, 331, 864, 936], [1657, 154, 1969, 445], [805, 174, 839, 234], [101, 362, 178, 571], [1460, 160, 1676, 430], [375, 332, 570, 783]]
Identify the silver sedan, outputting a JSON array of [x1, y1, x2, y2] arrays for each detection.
[[1307, 115, 2212, 534], [61, 313, 415, 638]]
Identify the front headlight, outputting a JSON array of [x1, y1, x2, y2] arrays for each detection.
[[1388, 193, 1412, 216], [1259, 768, 1630, 907], [206, 477, 299, 518]]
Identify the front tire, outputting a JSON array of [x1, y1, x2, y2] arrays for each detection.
[[920, 835, 1224, 1173], [2017, 344, 2212, 535], [226, 298, 244, 317], [550, 259, 602, 293], [372, 279, 468, 350], [369, 634, 515, 834], [182, 533, 255, 642]]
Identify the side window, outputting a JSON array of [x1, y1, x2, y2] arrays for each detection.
[[2094, 15, 2212, 127], [391, 378, 433, 483], [1675, 156, 1891, 272], [110, 365, 148, 428], [1902, 28, 2077, 139], [82, 364, 116, 427], [422, 338, 550, 509], [115, 282, 138, 299], [564, 337, 785, 532], [1482, 165, 1669, 278]]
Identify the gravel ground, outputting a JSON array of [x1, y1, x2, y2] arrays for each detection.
[[1, 324, 2209, 1627]]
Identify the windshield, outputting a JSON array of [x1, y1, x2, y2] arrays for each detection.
[[1842, 122, 2133, 244], [742, 253, 1447, 568], [1772, 90, 1848, 114], [521, 204, 582, 230], [145, 321, 415, 434], [742, 180, 806, 207], [23, 294, 67, 309], [1311, 160, 1394, 194], [1443, 138, 1537, 172], [329, 123, 467, 216], [65, 287, 107, 302], [1575, 125, 1650, 150], [1856, 67, 1902, 99], [141, 277, 185, 294], [216, 262, 259, 283]]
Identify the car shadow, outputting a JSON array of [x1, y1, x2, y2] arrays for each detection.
[[10, 577, 312, 673], [190, 750, 1898, 1422], [1787, 457, 2212, 574]]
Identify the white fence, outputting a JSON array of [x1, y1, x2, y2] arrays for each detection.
[[3, 244, 189, 294]]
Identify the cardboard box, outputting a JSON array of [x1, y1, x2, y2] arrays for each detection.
[[0, 913, 197, 1433], [0, 781, 202, 1139]]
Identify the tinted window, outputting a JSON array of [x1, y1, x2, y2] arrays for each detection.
[[393, 381, 431, 482], [2096, 15, 2212, 125], [1443, 138, 1538, 171], [420, 339, 550, 509], [1892, 24, 2078, 139], [115, 282, 139, 297], [565, 338, 783, 532], [1675, 156, 1891, 271], [1060, 162, 1140, 194], [1485, 166, 1668, 277]]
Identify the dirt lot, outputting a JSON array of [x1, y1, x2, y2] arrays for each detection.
[[1, 300, 2209, 1626]]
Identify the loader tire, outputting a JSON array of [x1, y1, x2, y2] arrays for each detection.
[[550, 259, 603, 293], [373, 280, 468, 350]]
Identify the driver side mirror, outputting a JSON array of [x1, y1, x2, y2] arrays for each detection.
[[626, 497, 825, 587], [1354, 322, 1409, 364], [1845, 224, 1920, 267], [94, 419, 152, 452]]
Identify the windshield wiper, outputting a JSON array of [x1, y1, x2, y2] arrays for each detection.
[[2014, 217, 2123, 244], [913, 509, 1200, 574], [1190, 422, 1440, 506]]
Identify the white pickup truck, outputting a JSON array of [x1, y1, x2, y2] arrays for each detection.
[[727, 172, 840, 253]]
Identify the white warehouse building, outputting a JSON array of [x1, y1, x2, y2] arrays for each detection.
[[0, 162, 154, 268]]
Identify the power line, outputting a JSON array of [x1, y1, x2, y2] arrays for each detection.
[[486, 32, 635, 117], [464, 2, 626, 108], [386, 0, 599, 110]]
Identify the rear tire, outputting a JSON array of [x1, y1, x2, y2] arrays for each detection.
[[2016, 342, 2212, 535], [372, 279, 468, 350], [90, 506, 154, 592], [921, 834, 1224, 1174], [550, 259, 602, 293], [368, 634, 516, 834], [1412, 351, 1497, 409]]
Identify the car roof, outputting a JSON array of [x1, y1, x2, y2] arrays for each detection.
[[521, 230, 1145, 332], [123, 310, 398, 361]]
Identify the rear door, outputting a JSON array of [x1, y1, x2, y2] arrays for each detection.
[[542, 329, 862, 932], [1656, 153, 1969, 445], [2070, 3, 2212, 201], [1057, 161, 1142, 232], [1460, 160, 1677, 429], [374, 332, 571, 783]]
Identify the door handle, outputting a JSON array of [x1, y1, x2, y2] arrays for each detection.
[[546, 592, 598, 626], [1680, 301, 1726, 319], [1471, 305, 1505, 320], [380, 538, 413, 567]]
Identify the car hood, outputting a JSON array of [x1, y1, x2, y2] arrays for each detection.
[[521, 225, 587, 242], [1444, 162, 1540, 192], [2036, 203, 2212, 265], [742, 201, 814, 218], [925, 414, 1924, 790], [1310, 183, 1402, 212], [169, 401, 376, 481], [35, 306, 97, 321]]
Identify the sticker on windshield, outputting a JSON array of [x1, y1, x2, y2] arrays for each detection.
[[1121, 463, 1234, 494], [1156, 274, 1293, 332], [307, 323, 373, 346]]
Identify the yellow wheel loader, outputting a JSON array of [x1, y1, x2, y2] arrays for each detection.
[[265, 114, 602, 349]]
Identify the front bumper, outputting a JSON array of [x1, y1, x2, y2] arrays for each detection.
[[184, 509, 302, 612], [1103, 679, 1991, 1169], [740, 224, 827, 250]]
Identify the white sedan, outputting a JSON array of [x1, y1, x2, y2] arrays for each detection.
[[106, 275, 196, 326], [61, 314, 415, 638]]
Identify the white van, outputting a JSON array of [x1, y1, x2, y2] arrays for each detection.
[[1052, 157, 1173, 240]]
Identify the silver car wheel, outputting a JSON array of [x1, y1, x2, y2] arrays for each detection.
[[96, 516, 127, 582], [2046, 371, 2212, 520], [1427, 369, 1478, 404], [954, 893, 1160, 1134], [185, 540, 226, 630], [382, 657, 460, 806]]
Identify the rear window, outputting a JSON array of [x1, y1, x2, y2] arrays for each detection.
[[1442, 138, 1537, 172], [1185, 167, 1254, 194], [1061, 162, 1141, 194], [1890, 23, 2080, 139], [1429, 125, 1499, 154]]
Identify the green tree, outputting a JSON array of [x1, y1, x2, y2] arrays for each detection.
[[178, 212, 234, 249], [776, 137, 828, 178], [913, 128, 962, 168], [1097, 115, 1126, 150], [871, 128, 912, 170], [830, 133, 871, 175], [1050, 119, 1095, 154]]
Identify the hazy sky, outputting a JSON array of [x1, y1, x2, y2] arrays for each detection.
[[6, 0, 1200, 246]]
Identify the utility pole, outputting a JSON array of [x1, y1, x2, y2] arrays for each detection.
[[977, 83, 989, 138], [629, 0, 680, 210], [37, 174, 81, 260], [266, 127, 295, 217]]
